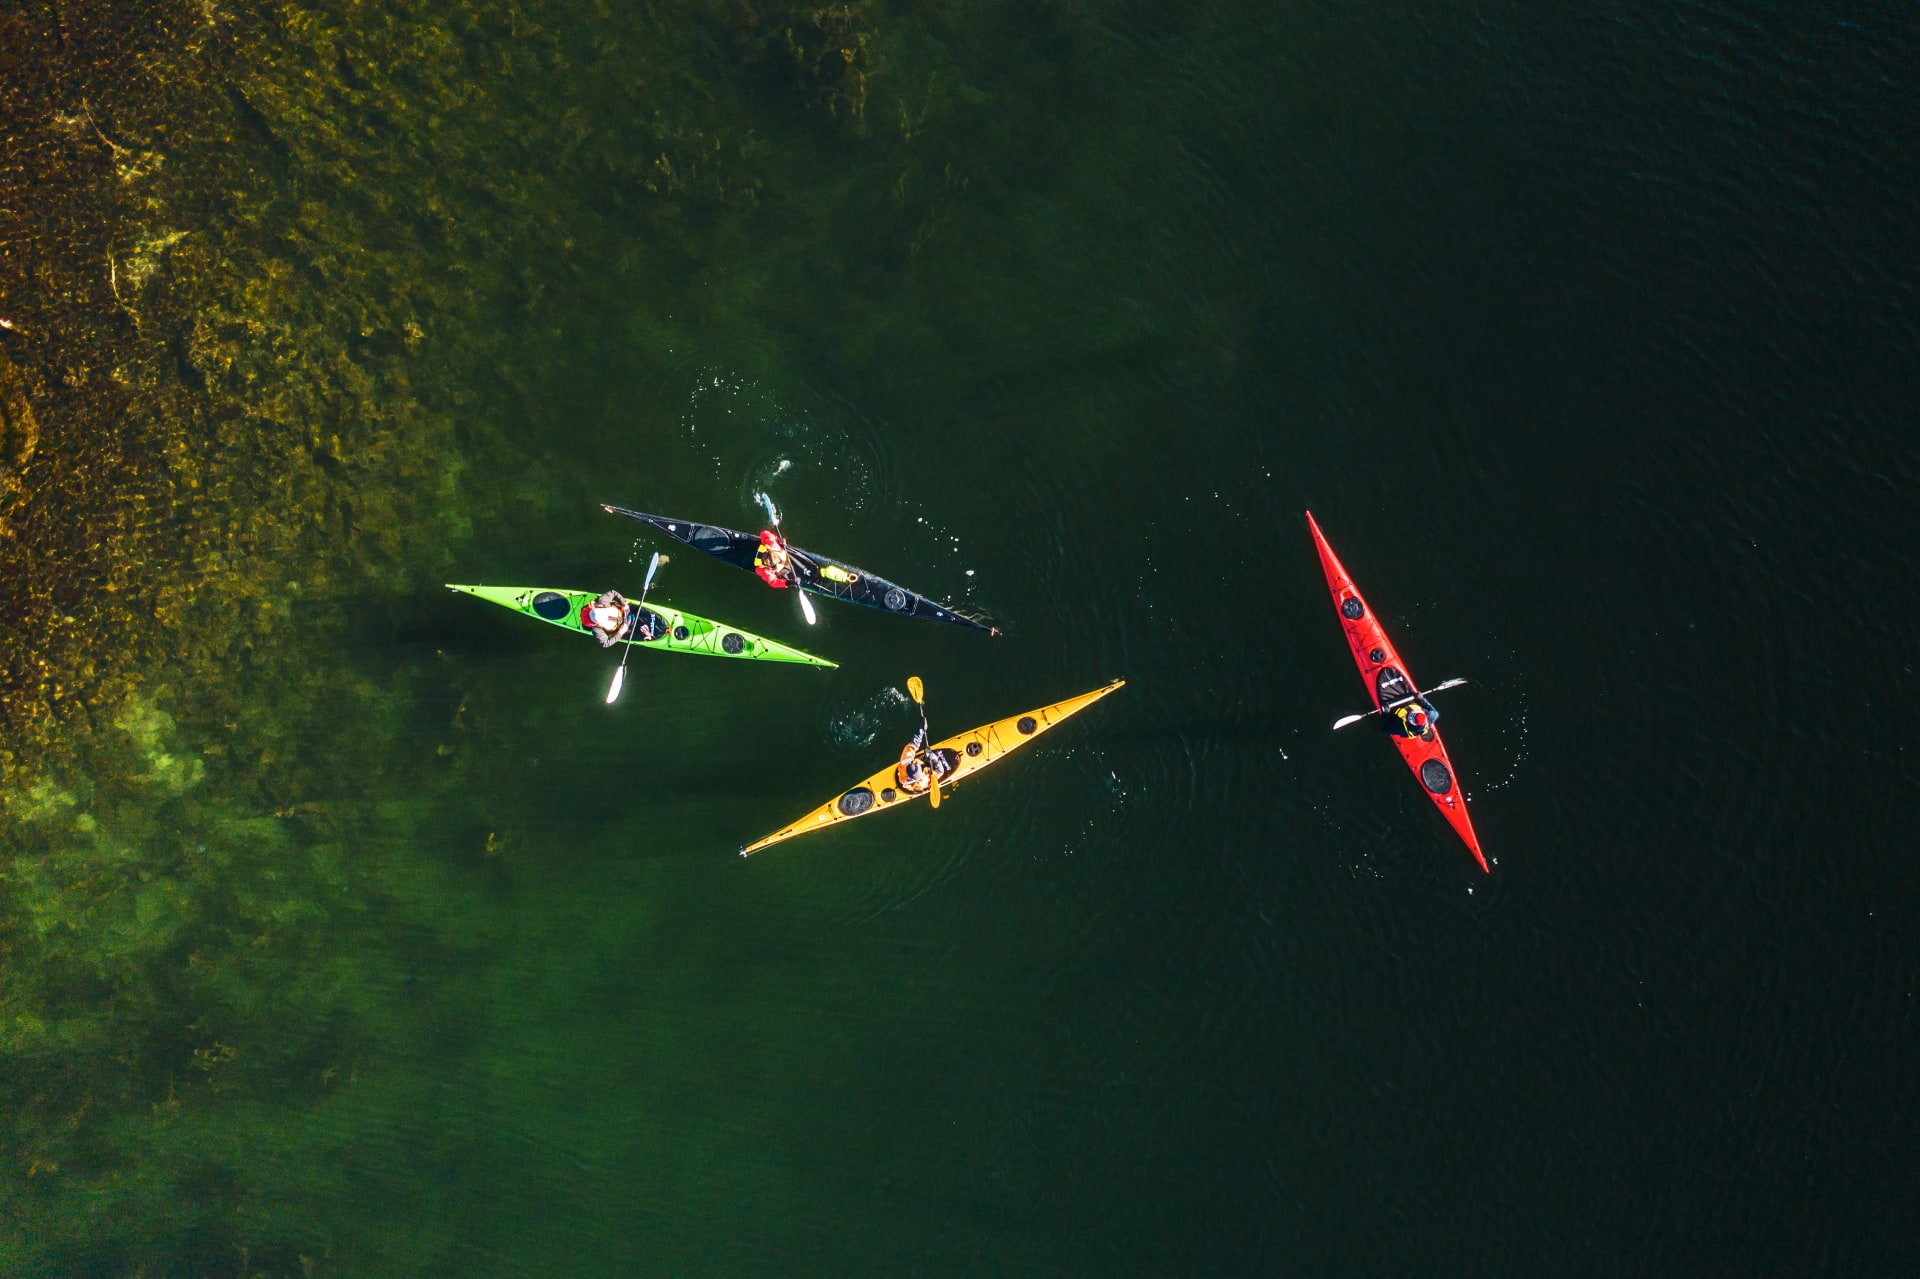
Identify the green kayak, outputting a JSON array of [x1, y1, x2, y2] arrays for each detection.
[[448, 585, 837, 668]]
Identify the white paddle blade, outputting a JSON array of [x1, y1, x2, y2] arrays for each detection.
[[642, 551, 662, 592], [606, 667, 626, 704], [798, 589, 817, 625], [1331, 712, 1369, 730]]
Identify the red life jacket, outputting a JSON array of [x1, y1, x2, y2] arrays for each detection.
[[582, 602, 623, 632], [753, 529, 791, 588]]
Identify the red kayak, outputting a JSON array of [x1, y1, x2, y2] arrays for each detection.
[[1306, 512, 1487, 872]]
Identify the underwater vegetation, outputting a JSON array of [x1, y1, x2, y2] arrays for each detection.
[[0, 0, 1122, 1268]]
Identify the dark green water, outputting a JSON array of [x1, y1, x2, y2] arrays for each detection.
[[11, 0, 1920, 1274]]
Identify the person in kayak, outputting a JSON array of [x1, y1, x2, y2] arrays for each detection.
[[581, 591, 664, 647], [581, 591, 634, 647], [895, 728, 950, 794], [753, 528, 793, 588], [1393, 698, 1439, 739]]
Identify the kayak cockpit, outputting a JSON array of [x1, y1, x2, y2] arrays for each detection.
[[1375, 665, 1415, 705]]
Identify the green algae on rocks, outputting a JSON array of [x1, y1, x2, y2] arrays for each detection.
[[0, 0, 1004, 1270]]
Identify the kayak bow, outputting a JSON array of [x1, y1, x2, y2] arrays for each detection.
[[603, 506, 998, 635], [1305, 513, 1487, 871], [448, 585, 837, 668], [741, 679, 1125, 854]]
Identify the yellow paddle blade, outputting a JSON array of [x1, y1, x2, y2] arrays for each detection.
[[928, 774, 941, 808], [907, 676, 925, 703]]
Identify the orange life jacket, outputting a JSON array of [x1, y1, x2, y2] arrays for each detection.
[[896, 743, 929, 791]]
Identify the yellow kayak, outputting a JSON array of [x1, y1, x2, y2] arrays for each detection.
[[740, 679, 1127, 855]]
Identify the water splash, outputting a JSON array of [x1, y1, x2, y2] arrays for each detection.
[[1467, 675, 1531, 798], [827, 685, 911, 749]]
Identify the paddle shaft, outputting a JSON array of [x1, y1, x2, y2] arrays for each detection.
[[1331, 677, 1468, 731], [606, 553, 663, 703], [773, 521, 816, 624], [907, 677, 940, 806]]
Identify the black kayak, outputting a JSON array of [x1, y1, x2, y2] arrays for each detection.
[[603, 506, 999, 636]]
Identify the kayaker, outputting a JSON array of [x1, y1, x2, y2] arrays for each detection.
[[581, 591, 634, 647], [895, 728, 949, 794], [753, 528, 793, 588], [604, 507, 1000, 636], [1393, 699, 1439, 739]]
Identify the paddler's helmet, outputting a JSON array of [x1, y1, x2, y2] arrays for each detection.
[[1407, 706, 1427, 729]]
